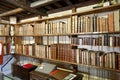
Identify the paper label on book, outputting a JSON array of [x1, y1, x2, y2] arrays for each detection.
[[10, 16, 17, 24]]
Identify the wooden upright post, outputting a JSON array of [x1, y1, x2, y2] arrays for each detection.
[[72, 7, 76, 13]]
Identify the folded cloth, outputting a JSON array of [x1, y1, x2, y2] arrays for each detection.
[[23, 63, 33, 69]]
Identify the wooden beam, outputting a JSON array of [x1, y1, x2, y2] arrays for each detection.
[[15, 13, 25, 18], [0, 17, 9, 21], [6, 0, 47, 16], [19, 12, 29, 16], [0, 0, 17, 9], [54, 2, 63, 8], [78, 0, 85, 2], [72, 7, 76, 13], [31, 0, 60, 8], [0, 8, 24, 17], [0, 5, 12, 11], [19, 14, 38, 20], [45, 6, 53, 10], [47, 0, 100, 14], [0, 8, 7, 12], [64, 0, 73, 5]]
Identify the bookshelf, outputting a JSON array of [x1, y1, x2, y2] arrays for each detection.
[[13, 3, 120, 80], [15, 53, 120, 73], [0, 23, 11, 55]]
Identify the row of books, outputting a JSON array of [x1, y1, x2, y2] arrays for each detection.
[[78, 49, 120, 70], [48, 36, 71, 45], [16, 18, 71, 35], [50, 44, 74, 62], [71, 37, 79, 44], [78, 36, 120, 46], [15, 36, 71, 45], [15, 44, 75, 62], [0, 38, 10, 54], [15, 43, 120, 70], [15, 10, 120, 35], [52, 47, 120, 70], [34, 20, 71, 34], [15, 44, 49, 58], [0, 24, 10, 35], [15, 24, 33, 35], [72, 10, 120, 33]]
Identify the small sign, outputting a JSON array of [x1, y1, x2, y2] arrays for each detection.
[[10, 16, 17, 24], [103, 1, 110, 6]]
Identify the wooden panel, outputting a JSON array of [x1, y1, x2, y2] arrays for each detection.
[[54, 2, 63, 8], [0, 8, 24, 17], [64, 0, 73, 5]]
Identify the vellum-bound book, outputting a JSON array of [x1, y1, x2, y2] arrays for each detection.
[[35, 62, 57, 74]]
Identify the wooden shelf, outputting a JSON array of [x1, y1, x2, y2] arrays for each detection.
[[14, 34, 71, 36], [15, 53, 78, 65], [14, 31, 120, 37], [15, 53, 120, 73], [80, 45, 120, 48], [70, 44, 79, 47], [12, 3, 120, 78], [71, 3, 120, 16], [71, 32, 120, 35], [0, 35, 10, 37], [0, 22, 10, 25], [17, 15, 70, 25], [17, 4, 120, 25], [14, 35, 35, 37]]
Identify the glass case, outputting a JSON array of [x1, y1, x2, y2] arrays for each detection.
[[0, 73, 14, 80]]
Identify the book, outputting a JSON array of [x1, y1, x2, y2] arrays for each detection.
[[72, 16, 75, 33], [114, 10, 120, 32], [96, 51, 104, 66], [74, 15, 78, 33], [50, 69, 70, 80], [93, 15, 97, 32], [35, 62, 57, 74], [117, 54, 120, 70], [108, 13, 114, 32]]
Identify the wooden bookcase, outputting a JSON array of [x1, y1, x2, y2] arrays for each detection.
[[0, 23, 11, 55], [11, 3, 120, 80]]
